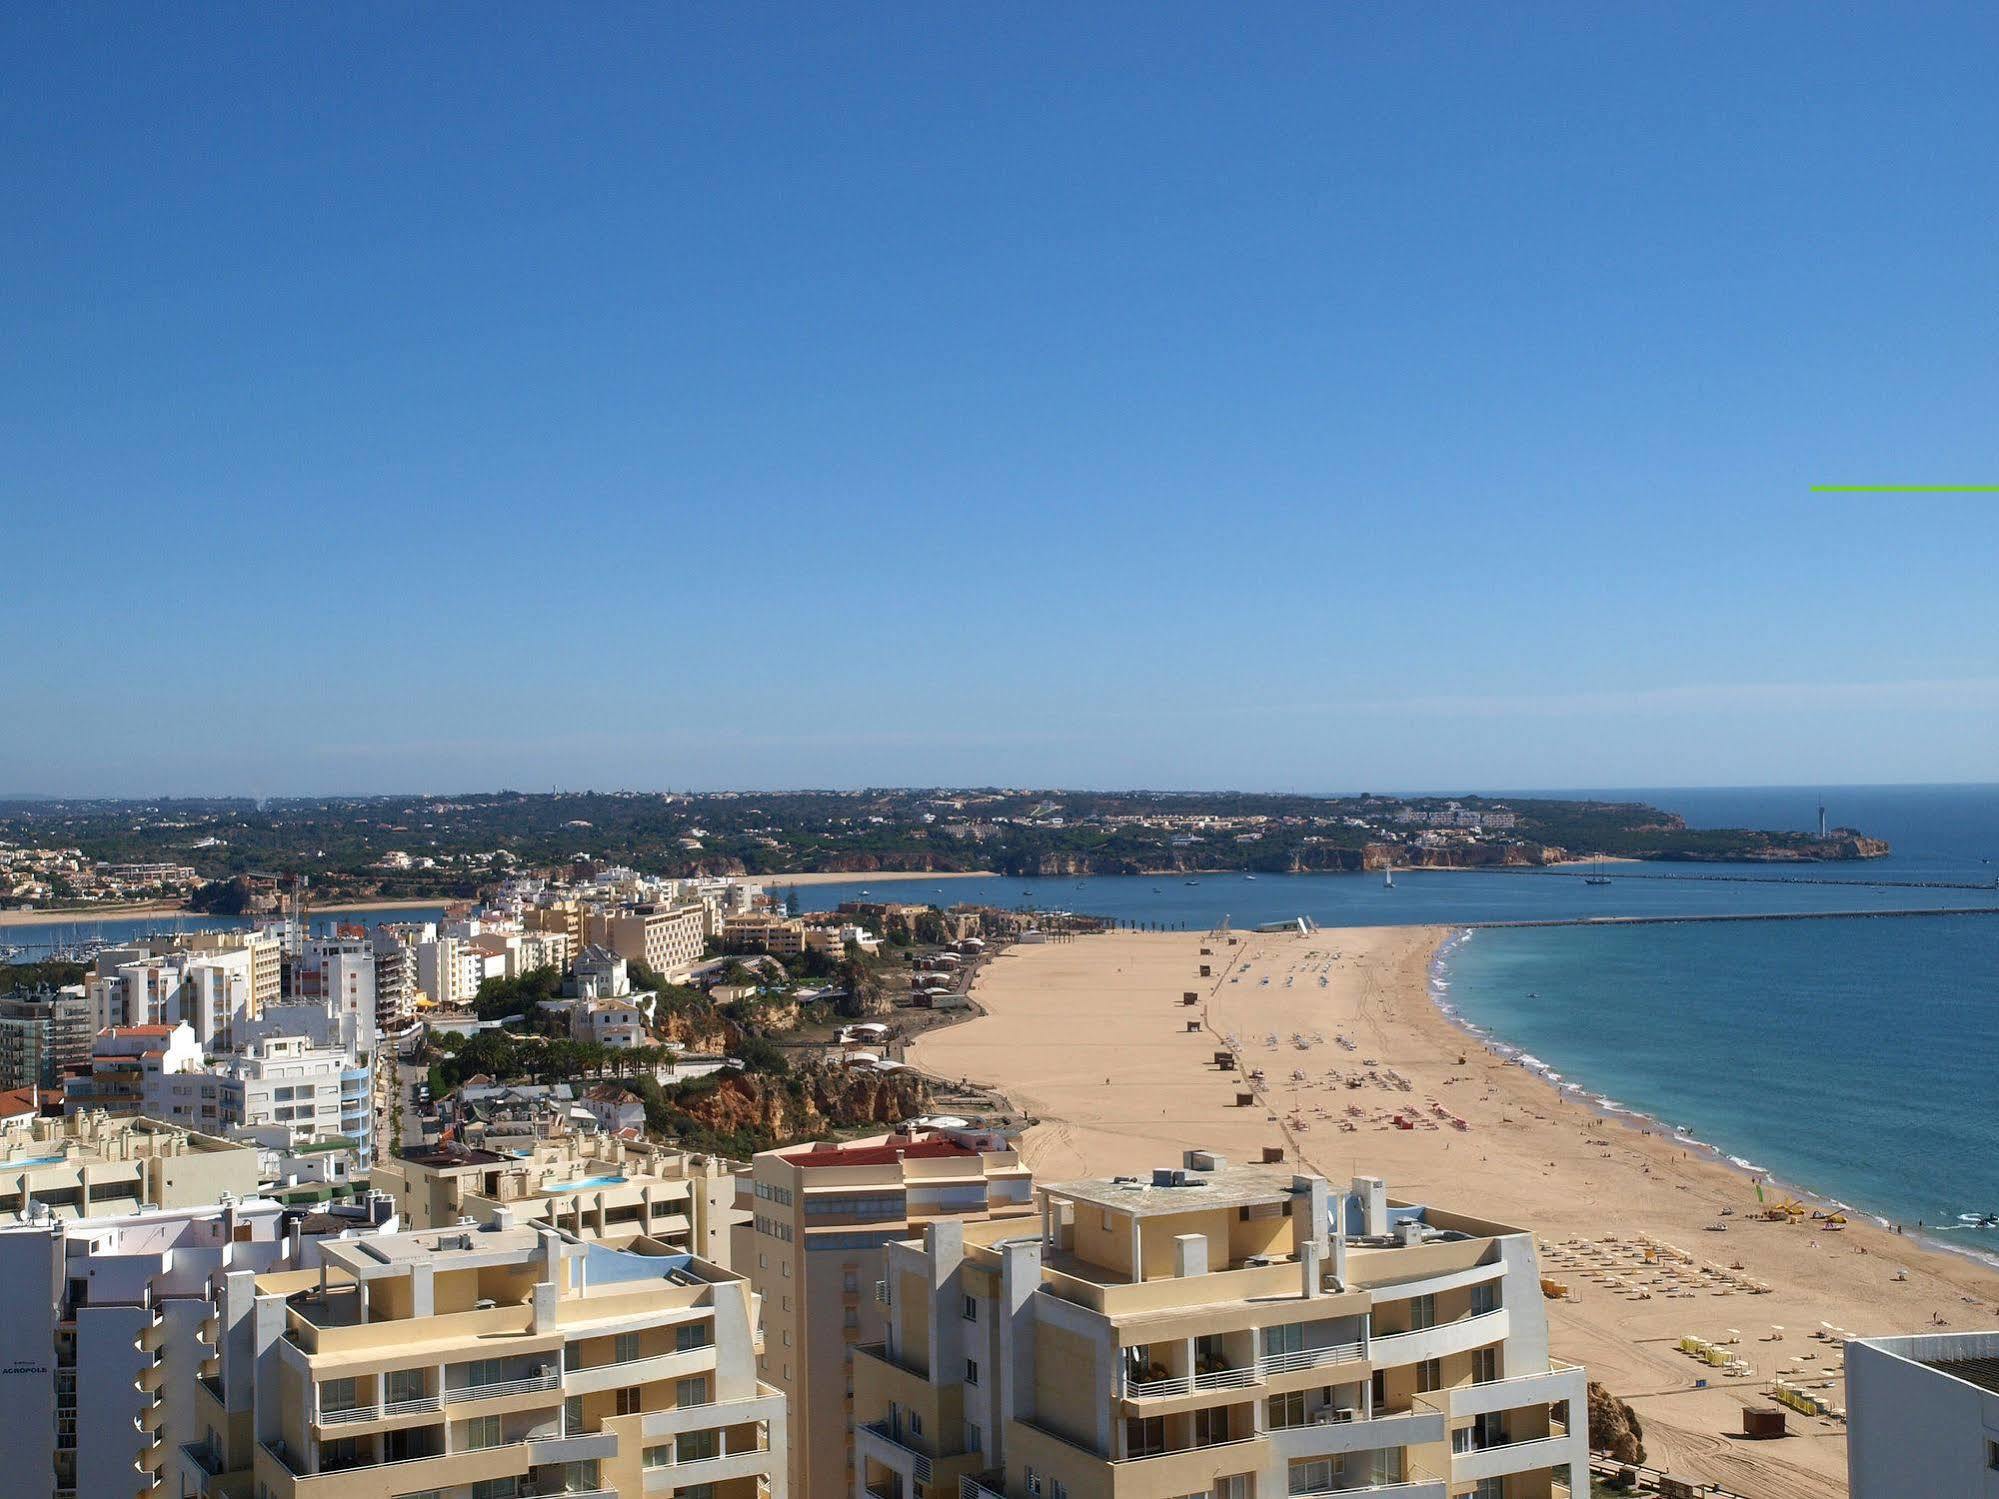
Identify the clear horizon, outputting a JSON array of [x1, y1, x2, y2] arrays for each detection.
[[4, 6, 1995, 795]]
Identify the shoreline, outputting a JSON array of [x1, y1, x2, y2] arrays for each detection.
[[913, 923, 1999, 1497], [0, 901, 190, 929], [1425, 926, 1999, 1277]]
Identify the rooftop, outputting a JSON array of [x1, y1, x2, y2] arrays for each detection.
[[786, 1137, 976, 1169], [1924, 1356, 1999, 1396], [394, 1142, 517, 1169], [1044, 1161, 1301, 1218]]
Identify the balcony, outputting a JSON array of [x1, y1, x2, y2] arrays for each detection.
[[1125, 1362, 1262, 1399], [960, 1474, 1008, 1499], [1364, 1309, 1507, 1369], [315, 1390, 444, 1427], [1286, 1477, 1447, 1499], [858, 1419, 934, 1484], [1267, 1408, 1446, 1460], [1444, 1359, 1585, 1420], [562, 1345, 713, 1394], [1446, 1430, 1581, 1486], [1261, 1341, 1367, 1376], [181, 1443, 226, 1478]]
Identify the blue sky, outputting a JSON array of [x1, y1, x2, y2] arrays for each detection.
[[3, 5, 1995, 795]]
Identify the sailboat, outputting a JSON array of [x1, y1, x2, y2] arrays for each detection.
[[1383, 867, 1395, 890]]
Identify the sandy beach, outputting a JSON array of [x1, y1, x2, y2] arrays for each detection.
[[0, 901, 189, 928], [910, 925, 1999, 1499]]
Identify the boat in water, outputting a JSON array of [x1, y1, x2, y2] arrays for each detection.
[[1584, 875, 1612, 887], [1383, 868, 1395, 890]]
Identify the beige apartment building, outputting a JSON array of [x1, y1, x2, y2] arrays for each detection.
[[0, 1112, 261, 1223], [231, 1215, 786, 1499], [853, 1154, 1588, 1499], [589, 905, 710, 981], [373, 1132, 744, 1260], [736, 1130, 1035, 1499]]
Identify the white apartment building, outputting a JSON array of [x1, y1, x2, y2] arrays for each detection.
[[1847, 1330, 1999, 1499], [417, 933, 487, 1007], [297, 936, 379, 1052], [151, 1032, 376, 1169], [0, 1192, 399, 1499]]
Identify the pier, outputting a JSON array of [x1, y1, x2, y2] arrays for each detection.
[[1469, 906, 1999, 930], [1532, 869, 1998, 892]]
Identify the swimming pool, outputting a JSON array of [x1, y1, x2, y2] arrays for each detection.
[[542, 1174, 628, 1193]]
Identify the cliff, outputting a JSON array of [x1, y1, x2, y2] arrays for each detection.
[[656, 1065, 933, 1154]]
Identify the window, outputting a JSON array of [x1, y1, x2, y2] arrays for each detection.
[[676, 1429, 719, 1463], [677, 1321, 712, 1352], [564, 1396, 584, 1435], [470, 1481, 520, 1499], [1193, 1404, 1232, 1447], [964, 1358, 979, 1386], [1416, 1357, 1442, 1393], [1213, 1479, 1249, 1499], [462, 1414, 501, 1450], [1125, 1417, 1165, 1458], [644, 1445, 671, 1468], [614, 1332, 642, 1364], [465, 1357, 506, 1387], [1267, 1390, 1307, 1429], [1052, 1483, 1069, 1499], [1025, 1469, 1042, 1496], [561, 1462, 599, 1493], [1408, 1294, 1436, 1331], [1290, 1457, 1345, 1495], [676, 1376, 711, 1407], [1262, 1322, 1304, 1359], [1471, 1281, 1498, 1316], [1473, 1346, 1499, 1384], [319, 1377, 358, 1414], [907, 1411, 923, 1437], [843, 1270, 859, 1293], [962, 1294, 978, 1322], [676, 1487, 714, 1499], [616, 1386, 643, 1416], [386, 1367, 425, 1405], [963, 1420, 983, 1454]]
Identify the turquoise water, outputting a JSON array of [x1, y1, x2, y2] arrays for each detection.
[[1437, 915, 1999, 1254], [544, 1174, 627, 1193]]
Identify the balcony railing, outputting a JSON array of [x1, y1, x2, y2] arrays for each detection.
[[1123, 1341, 1366, 1397], [445, 1369, 561, 1403], [960, 1474, 1008, 1499], [1125, 1364, 1262, 1398], [1261, 1341, 1368, 1375]]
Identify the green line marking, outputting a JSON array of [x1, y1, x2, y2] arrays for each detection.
[[1811, 485, 1999, 492]]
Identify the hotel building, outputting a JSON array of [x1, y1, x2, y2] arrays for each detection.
[[588, 905, 709, 982], [737, 1130, 1036, 1499], [852, 1154, 1588, 1499], [374, 1132, 744, 1260], [245, 1215, 787, 1499]]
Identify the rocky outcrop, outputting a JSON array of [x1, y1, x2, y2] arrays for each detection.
[[1361, 842, 1566, 871], [665, 1065, 932, 1150], [1587, 1380, 1645, 1465]]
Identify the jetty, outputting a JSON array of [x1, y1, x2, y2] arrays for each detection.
[[1469, 906, 1999, 930]]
